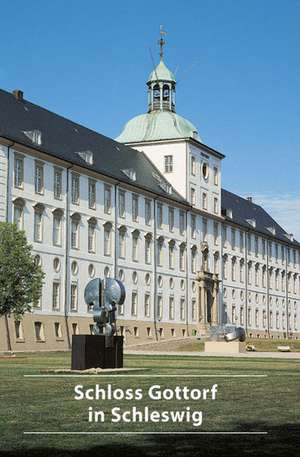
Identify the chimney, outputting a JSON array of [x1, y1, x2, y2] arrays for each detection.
[[247, 196, 253, 203], [12, 89, 23, 101]]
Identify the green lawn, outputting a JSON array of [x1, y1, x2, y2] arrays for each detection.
[[0, 352, 299, 456]]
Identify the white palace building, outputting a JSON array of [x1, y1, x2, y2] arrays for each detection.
[[0, 40, 299, 351]]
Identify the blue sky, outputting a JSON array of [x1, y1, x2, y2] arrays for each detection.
[[1, 0, 300, 238]]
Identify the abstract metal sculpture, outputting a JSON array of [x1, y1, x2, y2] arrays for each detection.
[[209, 324, 246, 343], [71, 277, 126, 370], [84, 278, 125, 346]]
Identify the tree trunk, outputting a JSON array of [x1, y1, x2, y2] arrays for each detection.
[[4, 313, 12, 352]]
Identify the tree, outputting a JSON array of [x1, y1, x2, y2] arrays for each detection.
[[0, 222, 44, 351]]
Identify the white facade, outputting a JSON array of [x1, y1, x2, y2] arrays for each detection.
[[0, 51, 299, 350]]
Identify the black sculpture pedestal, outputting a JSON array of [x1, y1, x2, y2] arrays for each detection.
[[71, 335, 123, 370]]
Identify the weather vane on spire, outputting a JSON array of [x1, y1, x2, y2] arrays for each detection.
[[158, 25, 167, 60]]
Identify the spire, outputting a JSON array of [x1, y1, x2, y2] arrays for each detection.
[[147, 27, 176, 113], [158, 25, 167, 60]]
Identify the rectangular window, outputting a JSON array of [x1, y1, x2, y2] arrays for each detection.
[[14, 204, 24, 230], [231, 228, 236, 250], [222, 225, 227, 248], [145, 199, 151, 225], [191, 187, 196, 205], [104, 185, 112, 214], [132, 235, 138, 262], [213, 197, 218, 214], [131, 292, 138, 316], [34, 211, 43, 242], [255, 236, 259, 256], [213, 167, 218, 185], [247, 233, 251, 254], [132, 194, 139, 222], [202, 218, 208, 241], [54, 167, 62, 200], [34, 322, 45, 341], [104, 226, 111, 256], [169, 296, 175, 320], [157, 240, 164, 267], [54, 322, 62, 339], [15, 320, 23, 340], [262, 239, 266, 258], [179, 211, 185, 235], [88, 223, 96, 253], [180, 298, 185, 321], [14, 155, 24, 188], [214, 222, 219, 245], [71, 220, 79, 249], [118, 190, 125, 218], [70, 284, 78, 311], [157, 295, 163, 320], [191, 214, 196, 239], [164, 155, 173, 173], [168, 207, 174, 232], [180, 245, 186, 271], [144, 294, 150, 317], [88, 179, 96, 209], [35, 162, 44, 194], [202, 192, 207, 210], [157, 203, 163, 228], [192, 299, 196, 321], [71, 173, 80, 204], [119, 230, 126, 259], [240, 231, 244, 252], [169, 244, 175, 269], [53, 214, 62, 246], [52, 282, 60, 310], [145, 238, 151, 264], [191, 156, 196, 176]]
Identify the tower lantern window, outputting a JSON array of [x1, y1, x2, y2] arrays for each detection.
[[163, 85, 170, 101], [153, 84, 160, 100]]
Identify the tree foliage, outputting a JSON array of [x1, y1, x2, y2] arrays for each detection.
[[0, 222, 44, 318]]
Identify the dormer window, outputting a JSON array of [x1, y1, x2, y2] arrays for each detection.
[[247, 219, 256, 228], [267, 227, 276, 236]]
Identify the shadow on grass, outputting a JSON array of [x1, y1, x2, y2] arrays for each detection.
[[1, 422, 299, 457]]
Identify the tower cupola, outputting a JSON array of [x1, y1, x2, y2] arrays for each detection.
[[147, 28, 176, 113]]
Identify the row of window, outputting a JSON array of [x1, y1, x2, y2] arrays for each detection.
[[227, 306, 298, 331], [14, 320, 189, 342], [223, 256, 300, 295], [190, 187, 219, 214], [223, 226, 300, 267]]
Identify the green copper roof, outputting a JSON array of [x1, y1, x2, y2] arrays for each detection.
[[116, 110, 201, 143], [147, 60, 176, 83]]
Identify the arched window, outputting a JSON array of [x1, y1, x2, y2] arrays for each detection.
[[239, 259, 245, 283], [191, 245, 197, 274], [118, 225, 127, 259], [168, 239, 175, 269], [163, 84, 170, 101], [179, 242, 186, 272], [231, 257, 237, 281], [153, 84, 160, 102], [132, 229, 140, 262], [88, 217, 97, 253], [70, 213, 81, 249], [13, 197, 25, 230], [157, 236, 164, 267], [33, 203, 45, 243], [103, 222, 112, 256], [53, 208, 63, 246], [144, 233, 152, 264]]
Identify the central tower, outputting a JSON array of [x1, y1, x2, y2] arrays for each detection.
[[116, 31, 224, 214]]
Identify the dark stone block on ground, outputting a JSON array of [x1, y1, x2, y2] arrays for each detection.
[[71, 335, 123, 370]]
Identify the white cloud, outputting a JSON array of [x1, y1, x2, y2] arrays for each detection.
[[248, 193, 300, 241]]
